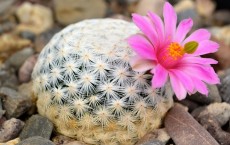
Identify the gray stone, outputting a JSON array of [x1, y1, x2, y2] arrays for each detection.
[[0, 97, 5, 118], [187, 85, 221, 105], [19, 115, 53, 140], [0, 87, 32, 118], [218, 71, 230, 103], [19, 31, 36, 42], [5, 47, 34, 70], [140, 141, 164, 145], [17, 136, 55, 145], [0, 64, 18, 89], [0, 118, 24, 142]]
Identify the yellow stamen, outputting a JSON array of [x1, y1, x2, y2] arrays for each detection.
[[167, 42, 184, 60]]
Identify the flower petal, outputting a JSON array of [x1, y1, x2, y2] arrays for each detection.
[[183, 29, 211, 44], [147, 11, 164, 47], [177, 64, 220, 85], [174, 18, 193, 43], [169, 69, 194, 93], [132, 14, 158, 46], [180, 57, 218, 65], [189, 40, 219, 56], [163, 2, 177, 42], [128, 34, 156, 60], [151, 64, 168, 88], [169, 72, 187, 100], [130, 55, 156, 72], [192, 77, 208, 96]]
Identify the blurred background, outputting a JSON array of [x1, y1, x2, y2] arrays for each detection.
[[0, 0, 230, 85]]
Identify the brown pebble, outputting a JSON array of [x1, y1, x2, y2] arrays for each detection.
[[164, 103, 219, 145]]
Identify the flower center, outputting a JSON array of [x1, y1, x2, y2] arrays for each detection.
[[167, 42, 184, 60]]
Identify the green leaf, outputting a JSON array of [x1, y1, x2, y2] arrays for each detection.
[[184, 41, 199, 54]]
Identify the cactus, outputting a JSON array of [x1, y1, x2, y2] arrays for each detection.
[[32, 19, 173, 145]]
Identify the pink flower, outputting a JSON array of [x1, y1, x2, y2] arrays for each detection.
[[128, 2, 220, 100]]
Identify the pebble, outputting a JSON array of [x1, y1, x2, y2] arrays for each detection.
[[195, 0, 216, 18], [18, 54, 38, 83], [19, 31, 36, 42], [54, 0, 106, 25], [164, 104, 219, 145], [192, 103, 230, 145], [138, 140, 164, 145], [17, 136, 55, 145], [0, 34, 31, 62], [0, 138, 19, 145], [19, 115, 53, 140], [0, 0, 16, 22], [187, 85, 221, 105], [52, 135, 76, 145], [177, 99, 199, 112], [135, 0, 165, 16], [0, 21, 16, 35], [0, 97, 5, 118], [0, 118, 24, 143], [218, 70, 230, 103], [5, 47, 34, 70], [136, 129, 170, 145], [213, 10, 230, 26], [0, 64, 18, 89], [16, 2, 53, 35], [0, 87, 32, 118], [35, 27, 61, 52]]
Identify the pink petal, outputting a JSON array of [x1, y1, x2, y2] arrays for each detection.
[[177, 64, 220, 85], [147, 12, 165, 47], [174, 18, 193, 43], [180, 57, 218, 65], [169, 69, 194, 93], [151, 64, 168, 88], [130, 55, 156, 72], [183, 29, 211, 44], [189, 40, 219, 56], [163, 2, 177, 42], [132, 14, 158, 46], [192, 77, 208, 96], [128, 34, 156, 60], [169, 72, 187, 100]]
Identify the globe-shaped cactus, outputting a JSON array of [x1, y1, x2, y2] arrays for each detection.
[[32, 19, 173, 145]]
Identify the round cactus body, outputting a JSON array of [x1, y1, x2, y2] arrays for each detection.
[[32, 19, 173, 145]]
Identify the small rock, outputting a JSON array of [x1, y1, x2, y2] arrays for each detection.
[[0, 64, 18, 89], [0, 0, 16, 22], [213, 10, 230, 26], [136, 129, 169, 145], [0, 138, 20, 145], [52, 135, 76, 145], [0, 118, 24, 143], [0, 34, 31, 62], [0, 87, 32, 118], [177, 99, 199, 112], [19, 31, 36, 42], [218, 70, 230, 103], [192, 103, 230, 128], [187, 85, 221, 105], [18, 54, 38, 83], [54, 0, 106, 25], [192, 103, 230, 145], [135, 0, 165, 16], [5, 47, 34, 70], [63, 141, 86, 145], [16, 2, 53, 35], [19, 115, 53, 140], [0, 21, 16, 35], [35, 27, 61, 52], [18, 82, 36, 115], [195, 0, 216, 18], [0, 98, 5, 118], [165, 103, 219, 145], [17, 136, 55, 145]]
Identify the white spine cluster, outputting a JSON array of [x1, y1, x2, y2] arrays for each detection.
[[33, 19, 173, 145]]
